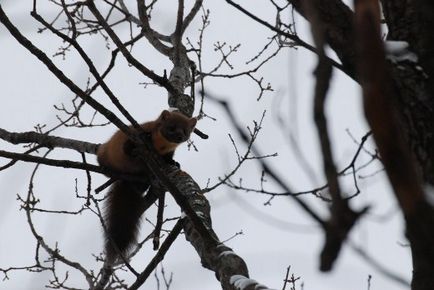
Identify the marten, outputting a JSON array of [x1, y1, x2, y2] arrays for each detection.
[[97, 110, 197, 265]]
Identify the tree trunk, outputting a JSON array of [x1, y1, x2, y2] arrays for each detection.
[[290, 1, 434, 289]]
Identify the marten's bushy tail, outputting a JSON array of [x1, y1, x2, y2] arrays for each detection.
[[103, 180, 149, 264]]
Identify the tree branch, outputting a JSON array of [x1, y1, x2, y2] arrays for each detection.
[[1, 4, 277, 289], [224, 0, 350, 77], [182, 0, 203, 34], [136, 0, 172, 55], [288, 0, 357, 78], [0, 149, 103, 173], [86, 0, 176, 94], [355, 1, 434, 289], [206, 93, 326, 227], [31, 6, 142, 130], [306, 0, 368, 271], [0, 127, 97, 154], [128, 219, 182, 290], [0, 5, 130, 135], [173, 0, 185, 66]]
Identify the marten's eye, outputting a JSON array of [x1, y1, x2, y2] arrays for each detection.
[[168, 125, 176, 132]]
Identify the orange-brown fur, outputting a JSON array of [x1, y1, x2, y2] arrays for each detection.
[[97, 111, 196, 171]]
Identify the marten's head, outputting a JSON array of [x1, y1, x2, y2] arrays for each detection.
[[158, 110, 197, 144]]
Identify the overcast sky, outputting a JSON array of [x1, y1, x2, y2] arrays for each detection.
[[0, 1, 410, 290]]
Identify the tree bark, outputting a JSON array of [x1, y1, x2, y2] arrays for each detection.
[[291, 1, 434, 289], [354, 2, 434, 290]]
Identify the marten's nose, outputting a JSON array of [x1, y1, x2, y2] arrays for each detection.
[[173, 133, 184, 143]]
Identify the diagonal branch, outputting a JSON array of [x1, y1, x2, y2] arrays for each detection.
[[128, 219, 183, 290], [86, 0, 176, 94], [224, 0, 350, 77], [0, 5, 130, 135], [206, 93, 326, 227], [288, 0, 357, 78], [31, 6, 142, 130], [306, 0, 368, 271], [136, 0, 172, 54], [1, 4, 276, 289], [182, 0, 203, 34]]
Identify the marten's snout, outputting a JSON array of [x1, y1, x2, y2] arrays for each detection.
[[171, 131, 185, 143], [164, 126, 186, 143]]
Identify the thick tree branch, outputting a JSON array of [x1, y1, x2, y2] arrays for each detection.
[[1, 4, 276, 289], [380, 0, 434, 186], [173, 0, 185, 67], [356, 0, 424, 215], [288, 0, 434, 189], [0, 128, 97, 154], [306, 0, 368, 271], [288, 0, 356, 78], [309, 2, 340, 205], [381, 0, 434, 92], [355, 1, 434, 289], [130, 146, 276, 290]]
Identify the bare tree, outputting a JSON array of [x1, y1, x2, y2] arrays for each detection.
[[0, 0, 432, 290], [0, 1, 283, 289], [224, 0, 434, 289]]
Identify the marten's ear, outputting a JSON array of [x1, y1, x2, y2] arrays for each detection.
[[189, 118, 197, 129], [161, 110, 171, 120]]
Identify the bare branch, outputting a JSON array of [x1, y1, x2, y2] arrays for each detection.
[[0, 128, 97, 154], [136, 0, 172, 54], [86, 0, 176, 94], [0, 149, 102, 174], [23, 150, 94, 288], [0, 5, 130, 134], [288, 0, 357, 78], [182, 0, 203, 34], [306, 0, 368, 271], [206, 93, 326, 227], [127, 219, 183, 290], [349, 242, 410, 287], [224, 0, 350, 77], [31, 6, 142, 130], [172, 0, 185, 66]]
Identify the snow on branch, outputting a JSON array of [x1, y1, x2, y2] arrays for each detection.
[[230, 275, 277, 290], [385, 40, 418, 63]]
